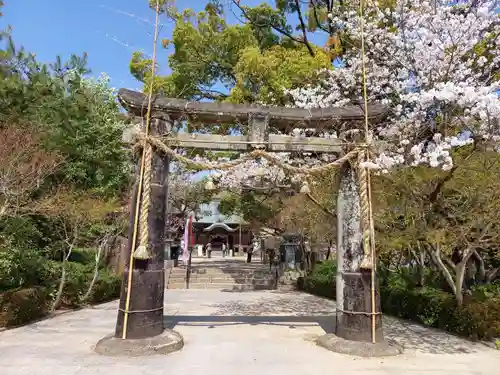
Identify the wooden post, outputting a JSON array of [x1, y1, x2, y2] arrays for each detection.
[[335, 162, 383, 342], [164, 153, 172, 261], [115, 118, 170, 339]]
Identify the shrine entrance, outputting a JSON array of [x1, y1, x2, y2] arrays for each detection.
[[208, 234, 227, 251], [108, 85, 388, 351]]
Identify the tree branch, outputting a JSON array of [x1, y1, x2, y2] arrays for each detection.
[[305, 192, 335, 218], [427, 243, 457, 296], [231, 0, 313, 52], [293, 0, 315, 56], [309, 0, 331, 34]]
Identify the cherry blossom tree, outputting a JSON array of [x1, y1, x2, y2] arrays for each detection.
[[288, 0, 500, 172], [210, 1, 499, 190]]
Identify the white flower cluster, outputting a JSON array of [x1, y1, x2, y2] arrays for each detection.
[[197, 0, 500, 188], [195, 148, 339, 189], [289, 0, 500, 171]]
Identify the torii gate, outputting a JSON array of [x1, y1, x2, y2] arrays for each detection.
[[97, 88, 398, 356]]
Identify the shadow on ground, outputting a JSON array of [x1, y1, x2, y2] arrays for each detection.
[[164, 314, 331, 332], [163, 294, 484, 355]]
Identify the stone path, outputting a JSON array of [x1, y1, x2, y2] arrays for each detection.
[[1, 290, 498, 375]]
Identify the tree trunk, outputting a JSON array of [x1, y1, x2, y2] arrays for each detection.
[[454, 262, 467, 306], [427, 243, 458, 299], [82, 234, 111, 302], [335, 162, 383, 343], [473, 250, 486, 283], [427, 243, 475, 306], [486, 268, 500, 283], [326, 241, 332, 260], [419, 247, 426, 287], [51, 245, 73, 311]]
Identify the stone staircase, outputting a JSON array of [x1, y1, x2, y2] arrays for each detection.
[[165, 259, 276, 291]]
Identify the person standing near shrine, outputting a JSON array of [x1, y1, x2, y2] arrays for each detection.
[[222, 242, 227, 257], [246, 245, 254, 263]]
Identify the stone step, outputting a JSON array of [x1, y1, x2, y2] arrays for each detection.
[[169, 270, 272, 275], [168, 275, 273, 283], [166, 282, 273, 290], [179, 267, 271, 272], [166, 273, 274, 280], [172, 265, 269, 272], [168, 270, 271, 276], [168, 274, 272, 280], [166, 262, 277, 290], [170, 272, 274, 279]]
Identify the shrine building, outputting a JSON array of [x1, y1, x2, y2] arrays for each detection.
[[193, 197, 252, 252]]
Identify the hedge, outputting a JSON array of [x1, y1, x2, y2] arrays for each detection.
[[298, 261, 500, 341], [48, 263, 120, 308], [0, 266, 122, 328], [0, 287, 48, 327]]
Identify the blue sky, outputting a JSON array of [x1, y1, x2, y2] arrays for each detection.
[[2, 0, 326, 91], [1, 0, 328, 182], [3, 0, 203, 90]]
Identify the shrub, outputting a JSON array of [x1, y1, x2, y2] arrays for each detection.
[[0, 246, 53, 292], [299, 261, 336, 299], [299, 261, 500, 341], [0, 287, 48, 327], [44, 261, 121, 308], [87, 272, 122, 304]]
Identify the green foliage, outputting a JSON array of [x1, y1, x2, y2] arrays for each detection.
[[48, 261, 121, 307], [381, 283, 500, 340], [131, 2, 332, 114], [470, 280, 500, 301], [0, 215, 58, 253], [0, 246, 51, 291], [236, 2, 292, 50], [0, 7, 126, 327], [300, 261, 500, 340], [0, 262, 121, 328], [298, 261, 336, 298], [0, 40, 130, 196], [219, 190, 281, 227], [0, 286, 48, 327], [230, 44, 330, 104], [88, 271, 122, 304], [132, 5, 258, 101]]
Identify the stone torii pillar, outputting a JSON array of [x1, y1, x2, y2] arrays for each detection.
[[316, 161, 402, 356], [95, 117, 184, 356]]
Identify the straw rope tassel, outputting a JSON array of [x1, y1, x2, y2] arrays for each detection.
[[358, 150, 373, 270], [133, 142, 153, 260]]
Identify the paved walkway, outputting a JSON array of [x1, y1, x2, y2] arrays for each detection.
[[1, 290, 498, 375]]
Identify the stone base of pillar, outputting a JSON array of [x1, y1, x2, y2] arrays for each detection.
[[336, 270, 384, 342], [115, 268, 165, 339], [94, 329, 184, 357], [325, 269, 403, 357], [316, 333, 402, 357]]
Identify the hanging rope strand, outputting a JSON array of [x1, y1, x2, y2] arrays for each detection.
[[121, 0, 161, 340], [356, 0, 378, 344]]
